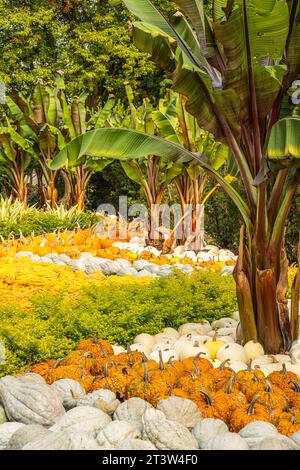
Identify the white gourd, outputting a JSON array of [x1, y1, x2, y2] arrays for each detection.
[[157, 397, 202, 428], [239, 421, 278, 449], [142, 409, 199, 450], [50, 406, 111, 436], [129, 343, 151, 355], [112, 345, 126, 355], [244, 341, 264, 361], [225, 360, 247, 372], [18, 373, 46, 384], [52, 379, 86, 410], [117, 439, 157, 450], [178, 322, 211, 336], [69, 431, 102, 450], [22, 430, 73, 450], [77, 390, 120, 415], [178, 342, 210, 360], [211, 318, 237, 329], [0, 422, 25, 450], [216, 343, 247, 363], [162, 327, 180, 339], [0, 376, 65, 426], [134, 333, 155, 349], [256, 436, 295, 450], [0, 405, 7, 424], [154, 333, 176, 344], [113, 397, 153, 431], [7, 424, 50, 450], [204, 432, 249, 450], [97, 420, 141, 447], [192, 418, 228, 449], [149, 349, 178, 362]]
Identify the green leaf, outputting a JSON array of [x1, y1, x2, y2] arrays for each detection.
[[94, 96, 116, 129], [49, 127, 251, 228], [267, 118, 300, 160], [121, 161, 143, 185]]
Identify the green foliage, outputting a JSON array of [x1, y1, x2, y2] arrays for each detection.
[[0, 206, 98, 239], [0, 270, 237, 376], [0, 0, 176, 100]]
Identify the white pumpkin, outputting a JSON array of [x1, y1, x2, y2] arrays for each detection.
[[129, 343, 151, 355], [142, 409, 199, 450], [97, 421, 141, 447], [113, 397, 153, 431], [204, 432, 249, 450], [22, 430, 73, 450], [192, 418, 228, 449], [210, 359, 222, 368], [225, 360, 248, 373], [7, 424, 50, 450], [178, 341, 210, 360], [232, 311, 240, 321], [154, 333, 176, 344], [217, 335, 235, 344], [152, 341, 174, 352], [18, 373, 46, 385], [291, 430, 300, 447], [0, 422, 25, 450], [211, 318, 237, 329], [134, 333, 155, 349], [0, 406, 7, 424], [112, 345, 126, 355], [290, 349, 300, 363], [0, 376, 65, 426], [52, 379, 85, 410], [216, 327, 237, 339], [157, 397, 202, 428], [117, 439, 156, 450], [254, 434, 298, 450], [149, 349, 178, 362], [50, 406, 111, 436], [69, 431, 102, 450], [239, 421, 278, 449], [178, 322, 211, 336], [216, 343, 247, 363], [77, 390, 120, 415], [162, 327, 180, 339], [273, 354, 291, 364], [244, 340, 264, 361]]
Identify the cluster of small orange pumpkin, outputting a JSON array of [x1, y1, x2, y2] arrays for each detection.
[[29, 335, 300, 436], [0, 228, 234, 270]]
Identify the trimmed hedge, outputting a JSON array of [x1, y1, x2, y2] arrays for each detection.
[[0, 270, 237, 376]]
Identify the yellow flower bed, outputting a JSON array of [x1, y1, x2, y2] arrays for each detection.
[[0, 256, 151, 310]]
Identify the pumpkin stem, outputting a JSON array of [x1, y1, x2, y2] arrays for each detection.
[[158, 350, 165, 370], [143, 362, 150, 383], [281, 363, 287, 375], [268, 355, 279, 364], [253, 371, 261, 383], [247, 360, 253, 372], [288, 380, 300, 393], [92, 333, 99, 344], [265, 380, 273, 393], [127, 344, 132, 354], [99, 343, 108, 358], [167, 356, 175, 365], [104, 363, 109, 378], [219, 359, 231, 370], [142, 352, 148, 363], [246, 394, 260, 415], [225, 373, 236, 394], [52, 358, 64, 369], [196, 388, 213, 406]]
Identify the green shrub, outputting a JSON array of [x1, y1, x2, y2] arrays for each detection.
[[0, 270, 236, 377], [0, 209, 99, 239]]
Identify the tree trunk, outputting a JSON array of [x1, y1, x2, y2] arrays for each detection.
[[234, 226, 299, 353]]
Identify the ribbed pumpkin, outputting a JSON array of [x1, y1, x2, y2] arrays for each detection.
[[191, 389, 231, 421], [127, 363, 170, 406], [277, 410, 300, 436], [75, 334, 113, 357], [268, 364, 299, 389], [91, 364, 136, 399], [229, 395, 270, 432]]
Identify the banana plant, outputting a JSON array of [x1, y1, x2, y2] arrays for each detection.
[[152, 92, 230, 245], [51, 0, 300, 354], [0, 120, 36, 205], [6, 76, 114, 209]]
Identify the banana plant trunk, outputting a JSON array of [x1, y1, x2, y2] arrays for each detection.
[[234, 219, 300, 354]]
